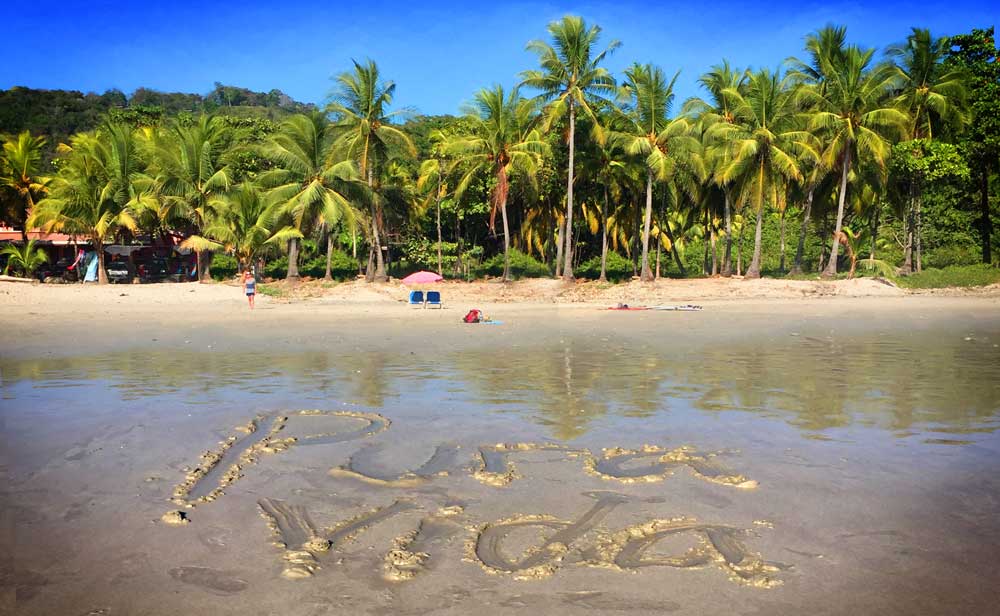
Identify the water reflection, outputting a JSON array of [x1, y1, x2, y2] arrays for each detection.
[[2, 331, 998, 440]]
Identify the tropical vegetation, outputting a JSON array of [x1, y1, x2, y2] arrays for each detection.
[[1, 21, 997, 285]]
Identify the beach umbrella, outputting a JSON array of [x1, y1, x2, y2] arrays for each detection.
[[401, 270, 443, 284]]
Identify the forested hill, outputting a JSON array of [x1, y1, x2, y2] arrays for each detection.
[[0, 84, 317, 155]]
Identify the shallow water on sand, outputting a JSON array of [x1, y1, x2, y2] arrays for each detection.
[[3, 325, 1000, 615]]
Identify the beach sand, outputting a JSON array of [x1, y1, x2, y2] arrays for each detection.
[[2, 279, 1000, 615]]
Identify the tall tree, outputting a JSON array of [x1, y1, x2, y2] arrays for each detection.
[[709, 69, 812, 278], [444, 86, 547, 281], [0, 131, 49, 242], [685, 60, 747, 276], [149, 114, 232, 281], [28, 124, 152, 284], [945, 27, 999, 265], [616, 63, 701, 281], [521, 15, 620, 281], [793, 40, 907, 277], [328, 59, 414, 282], [259, 113, 359, 280]]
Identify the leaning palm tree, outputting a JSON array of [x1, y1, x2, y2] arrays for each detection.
[[616, 63, 702, 281], [684, 60, 747, 275], [0, 131, 49, 242], [793, 44, 906, 277], [259, 113, 360, 280], [710, 69, 813, 278], [181, 183, 301, 274], [328, 59, 414, 282], [521, 15, 620, 281], [445, 85, 548, 281], [1, 239, 48, 276], [148, 114, 232, 281], [28, 125, 151, 284]]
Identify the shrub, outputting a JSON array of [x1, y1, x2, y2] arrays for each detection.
[[211, 254, 238, 280], [896, 264, 1000, 289], [262, 251, 359, 280], [475, 248, 550, 279], [577, 251, 634, 281]]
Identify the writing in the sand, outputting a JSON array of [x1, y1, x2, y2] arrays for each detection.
[[163, 410, 786, 587]]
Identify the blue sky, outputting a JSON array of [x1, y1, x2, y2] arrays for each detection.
[[5, 1, 998, 116]]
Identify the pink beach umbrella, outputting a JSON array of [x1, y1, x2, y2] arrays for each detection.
[[401, 270, 443, 285]]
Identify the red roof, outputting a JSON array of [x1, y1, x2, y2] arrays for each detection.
[[0, 227, 82, 245]]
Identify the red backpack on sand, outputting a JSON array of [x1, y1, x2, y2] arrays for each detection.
[[463, 309, 482, 323]]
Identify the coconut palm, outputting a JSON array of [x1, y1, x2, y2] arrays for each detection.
[[793, 43, 907, 277], [1, 239, 48, 276], [685, 60, 747, 275], [578, 114, 633, 281], [181, 183, 301, 273], [521, 15, 620, 281], [148, 114, 232, 281], [445, 85, 547, 281], [888, 28, 968, 273], [615, 63, 702, 281], [0, 131, 49, 242], [328, 59, 415, 282], [259, 112, 360, 280], [709, 69, 813, 278], [28, 124, 152, 284], [417, 132, 450, 275]]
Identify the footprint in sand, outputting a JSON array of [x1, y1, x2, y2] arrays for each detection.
[[168, 566, 248, 595]]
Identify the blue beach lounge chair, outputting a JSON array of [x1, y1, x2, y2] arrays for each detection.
[[408, 290, 425, 307], [425, 291, 442, 309]]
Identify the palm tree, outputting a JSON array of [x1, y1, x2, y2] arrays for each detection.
[[521, 15, 620, 281], [1, 239, 49, 276], [417, 136, 449, 276], [445, 85, 547, 281], [793, 42, 906, 277], [181, 183, 301, 274], [888, 28, 968, 272], [28, 124, 151, 284], [616, 63, 702, 281], [0, 131, 49, 242], [259, 113, 360, 280], [148, 114, 232, 281], [709, 69, 812, 278], [328, 59, 414, 282], [685, 60, 747, 276]]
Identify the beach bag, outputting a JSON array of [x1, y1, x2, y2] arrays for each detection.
[[463, 309, 482, 323]]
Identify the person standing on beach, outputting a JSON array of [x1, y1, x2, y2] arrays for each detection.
[[243, 270, 256, 310]]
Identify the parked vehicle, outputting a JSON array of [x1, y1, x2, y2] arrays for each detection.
[[138, 258, 169, 283], [106, 261, 132, 284]]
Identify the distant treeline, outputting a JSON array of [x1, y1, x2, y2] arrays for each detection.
[[0, 84, 316, 158]]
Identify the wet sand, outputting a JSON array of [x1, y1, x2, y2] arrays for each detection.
[[2, 282, 1000, 615]]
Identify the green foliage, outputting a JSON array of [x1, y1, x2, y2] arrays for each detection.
[[261, 251, 358, 280], [577, 251, 633, 281], [890, 139, 969, 184], [475, 248, 550, 279], [895, 264, 1000, 288], [211, 253, 239, 280], [1, 239, 49, 276]]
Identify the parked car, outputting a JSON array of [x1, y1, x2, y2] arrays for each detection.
[[106, 261, 132, 284], [37, 257, 79, 282], [138, 258, 169, 283]]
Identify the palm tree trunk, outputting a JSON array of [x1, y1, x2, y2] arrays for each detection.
[[903, 182, 915, 273], [95, 237, 107, 284], [202, 251, 212, 282], [455, 210, 464, 277], [286, 238, 300, 280], [870, 206, 879, 267], [790, 188, 813, 275], [562, 99, 576, 281], [746, 206, 764, 279], [915, 191, 923, 273], [822, 149, 852, 278], [779, 209, 787, 274], [711, 227, 718, 276], [737, 223, 745, 276], [722, 189, 732, 276], [196, 250, 203, 282], [600, 186, 609, 282], [501, 196, 511, 282], [324, 223, 333, 280], [663, 221, 685, 277], [640, 171, 654, 281], [979, 171, 992, 264], [702, 208, 710, 276], [655, 241, 661, 279], [436, 175, 443, 276], [555, 216, 564, 278], [367, 167, 387, 283]]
